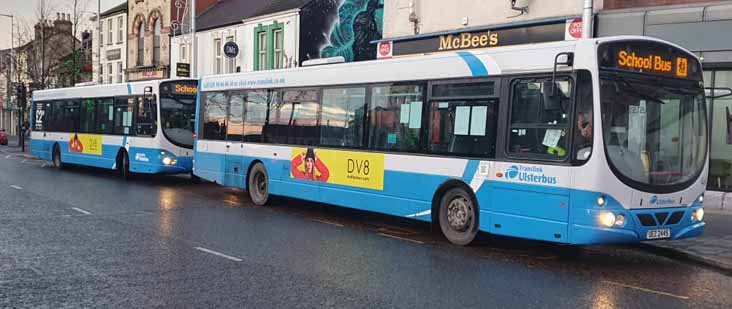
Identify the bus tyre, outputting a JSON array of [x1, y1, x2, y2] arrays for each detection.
[[248, 163, 269, 206], [119, 151, 131, 181], [439, 187, 478, 246], [52, 145, 63, 169]]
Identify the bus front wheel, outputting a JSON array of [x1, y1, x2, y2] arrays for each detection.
[[438, 187, 479, 246], [52, 145, 64, 169], [118, 151, 131, 181], [248, 162, 269, 206]]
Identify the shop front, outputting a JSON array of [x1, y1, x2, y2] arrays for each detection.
[[598, 2, 732, 191], [374, 16, 585, 59]]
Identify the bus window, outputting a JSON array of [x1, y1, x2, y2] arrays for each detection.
[[369, 84, 425, 152], [508, 78, 571, 159], [227, 92, 244, 142], [573, 70, 594, 163], [114, 97, 134, 135], [80, 98, 98, 133], [243, 91, 268, 142], [202, 92, 228, 141], [320, 87, 366, 147], [97, 98, 115, 134], [136, 96, 157, 137], [429, 99, 498, 158], [64, 100, 81, 133], [267, 89, 320, 145]]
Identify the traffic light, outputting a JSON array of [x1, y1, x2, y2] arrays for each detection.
[[16, 83, 25, 109]]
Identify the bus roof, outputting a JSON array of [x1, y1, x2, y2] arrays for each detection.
[[32, 78, 197, 101], [200, 35, 698, 93]]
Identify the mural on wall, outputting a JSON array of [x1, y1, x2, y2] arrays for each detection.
[[299, 0, 383, 63]]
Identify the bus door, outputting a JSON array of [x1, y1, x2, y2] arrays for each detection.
[[490, 77, 573, 243], [224, 93, 245, 188]]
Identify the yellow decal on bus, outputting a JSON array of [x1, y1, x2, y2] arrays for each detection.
[[69, 133, 103, 155], [291, 147, 385, 190]]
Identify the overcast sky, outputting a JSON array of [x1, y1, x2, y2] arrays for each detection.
[[0, 0, 124, 50]]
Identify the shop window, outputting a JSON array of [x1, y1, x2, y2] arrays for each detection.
[[708, 71, 732, 190]]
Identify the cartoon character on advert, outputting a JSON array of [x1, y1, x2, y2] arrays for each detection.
[[291, 148, 330, 182], [69, 134, 84, 153]]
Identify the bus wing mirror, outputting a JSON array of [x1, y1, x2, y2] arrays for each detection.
[[706, 87, 732, 99], [551, 52, 574, 95]]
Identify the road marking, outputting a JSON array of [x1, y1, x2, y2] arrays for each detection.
[[10, 185, 22, 190], [4, 155, 10, 159], [601, 280, 689, 300], [41, 163, 47, 168], [377, 232, 425, 245], [21, 159, 26, 163], [71, 207, 92, 215], [313, 218, 344, 227], [222, 200, 239, 206], [194, 247, 243, 262]]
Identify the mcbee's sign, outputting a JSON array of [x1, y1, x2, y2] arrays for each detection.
[[380, 19, 569, 58], [438, 32, 499, 51]]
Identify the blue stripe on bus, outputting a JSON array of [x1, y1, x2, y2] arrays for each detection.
[[456, 51, 488, 77], [462, 160, 479, 183], [193, 151, 705, 245], [127, 83, 132, 95]]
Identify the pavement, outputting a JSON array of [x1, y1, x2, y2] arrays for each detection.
[[1, 140, 732, 307]]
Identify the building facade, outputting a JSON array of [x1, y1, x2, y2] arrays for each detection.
[[377, 0, 591, 59], [93, 2, 127, 84], [170, 0, 384, 78], [597, 0, 732, 191], [127, 0, 172, 81]]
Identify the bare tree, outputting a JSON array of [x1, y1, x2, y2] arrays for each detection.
[[69, 0, 90, 85]]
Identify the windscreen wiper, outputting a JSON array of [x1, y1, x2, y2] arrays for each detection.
[[614, 75, 667, 105]]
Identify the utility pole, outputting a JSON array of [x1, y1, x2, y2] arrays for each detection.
[[97, 0, 101, 83], [190, 0, 197, 78], [582, 0, 594, 39]]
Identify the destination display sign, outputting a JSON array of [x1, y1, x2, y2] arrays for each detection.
[[161, 80, 198, 96], [598, 41, 702, 81]]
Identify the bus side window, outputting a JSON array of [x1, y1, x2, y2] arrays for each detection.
[[508, 78, 571, 159], [573, 70, 594, 163], [114, 97, 134, 135], [202, 92, 228, 141], [136, 96, 157, 137], [368, 84, 425, 152]]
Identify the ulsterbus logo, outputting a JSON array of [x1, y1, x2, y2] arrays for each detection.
[[504, 165, 557, 185], [649, 195, 675, 205]]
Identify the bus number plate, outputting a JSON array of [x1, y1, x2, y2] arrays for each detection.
[[646, 229, 671, 240]]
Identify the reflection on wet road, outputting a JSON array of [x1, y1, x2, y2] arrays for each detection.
[[0, 154, 730, 307]]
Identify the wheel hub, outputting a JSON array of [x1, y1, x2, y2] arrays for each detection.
[[447, 197, 472, 231]]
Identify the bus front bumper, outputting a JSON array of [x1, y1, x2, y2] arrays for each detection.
[[569, 206, 705, 245]]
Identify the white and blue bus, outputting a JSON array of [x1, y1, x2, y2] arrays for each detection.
[[194, 36, 708, 246], [31, 79, 198, 179]]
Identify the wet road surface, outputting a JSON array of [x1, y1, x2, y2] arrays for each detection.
[[1, 152, 731, 307]]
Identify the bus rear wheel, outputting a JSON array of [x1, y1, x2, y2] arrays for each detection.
[[52, 145, 63, 169], [248, 163, 269, 206], [438, 187, 479, 246]]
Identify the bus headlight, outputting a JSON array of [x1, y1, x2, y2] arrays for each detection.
[[614, 214, 626, 227], [598, 212, 616, 228], [698, 194, 704, 204], [162, 157, 176, 165], [692, 208, 704, 222]]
